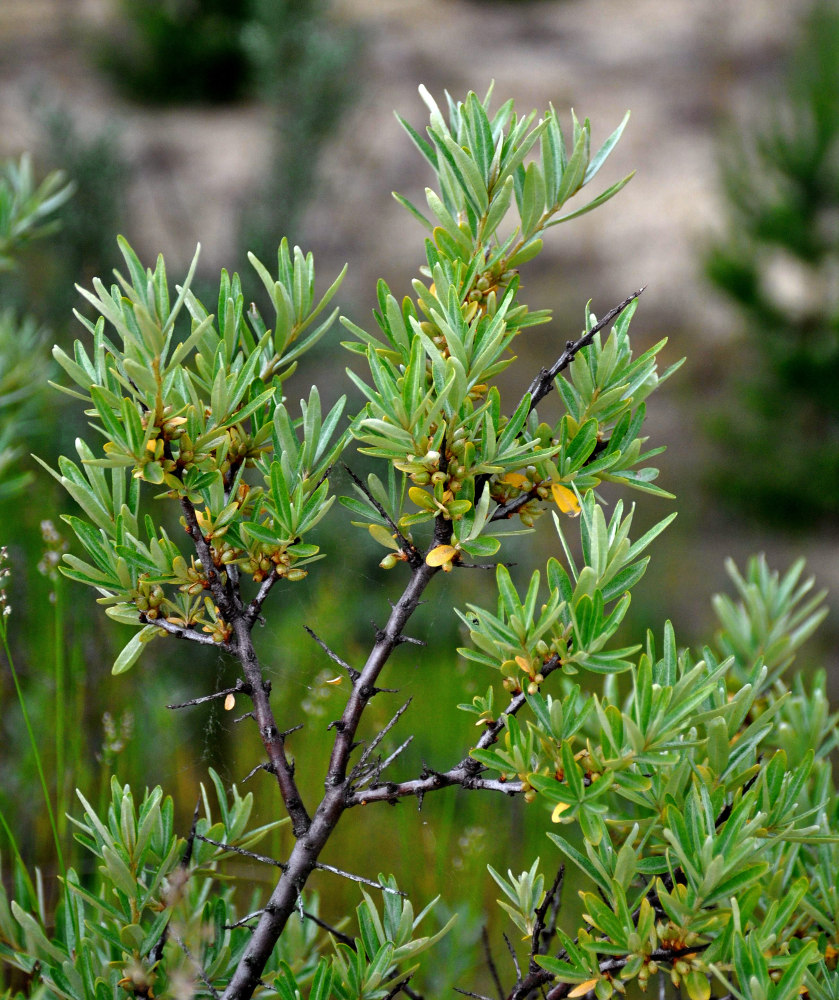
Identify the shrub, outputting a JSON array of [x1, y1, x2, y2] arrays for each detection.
[[1, 85, 837, 1000]]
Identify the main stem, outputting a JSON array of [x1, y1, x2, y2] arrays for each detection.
[[221, 558, 440, 1000]]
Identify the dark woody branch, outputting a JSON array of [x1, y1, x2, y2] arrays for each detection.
[[491, 287, 645, 524], [244, 571, 281, 625], [305, 625, 360, 682], [196, 833, 405, 895], [524, 286, 646, 411], [142, 614, 230, 648], [178, 496, 312, 840], [167, 679, 251, 710], [344, 658, 562, 807], [221, 515, 454, 1000]]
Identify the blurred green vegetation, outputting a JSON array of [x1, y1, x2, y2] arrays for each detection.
[[97, 0, 254, 105], [705, 0, 839, 528]]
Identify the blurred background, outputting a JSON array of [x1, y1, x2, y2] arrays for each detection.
[[0, 0, 837, 993]]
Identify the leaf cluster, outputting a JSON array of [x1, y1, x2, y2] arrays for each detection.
[[0, 776, 451, 1000], [45, 237, 347, 669], [468, 559, 837, 999], [0, 771, 283, 999], [342, 89, 674, 573]]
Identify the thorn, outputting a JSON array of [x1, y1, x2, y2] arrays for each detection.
[[304, 625, 360, 681], [278, 723, 305, 739], [242, 761, 273, 783], [396, 634, 425, 646]]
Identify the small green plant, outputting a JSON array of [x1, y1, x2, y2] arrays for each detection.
[[1, 85, 837, 1000], [705, 0, 839, 527]]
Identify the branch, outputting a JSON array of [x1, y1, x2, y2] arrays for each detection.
[[509, 942, 709, 1000], [244, 571, 281, 626], [171, 931, 221, 1000], [167, 679, 251, 710], [489, 289, 645, 525], [180, 497, 240, 620], [343, 463, 422, 567], [530, 865, 564, 973], [196, 833, 403, 894], [352, 698, 413, 782], [525, 287, 646, 411], [305, 625, 360, 682], [196, 834, 286, 869], [345, 659, 562, 808], [141, 614, 230, 648], [483, 926, 506, 1000], [229, 616, 312, 839], [221, 522, 452, 1000]]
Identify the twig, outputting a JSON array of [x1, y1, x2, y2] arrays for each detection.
[[491, 289, 645, 524], [195, 834, 286, 869], [143, 615, 228, 648], [454, 990, 495, 1000], [343, 463, 421, 567], [525, 287, 645, 411], [539, 944, 709, 1000], [195, 835, 405, 896], [382, 975, 415, 1000], [147, 801, 202, 966], [221, 532, 452, 1000], [167, 680, 251, 710], [503, 933, 521, 980], [396, 633, 425, 646], [225, 909, 264, 930], [353, 699, 413, 777], [482, 926, 505, 1000], [182, 799, 202, 869], [171, 931, 222, 1000], [530, 865, 564, 972], [229, 615, 312, 839], [314, 861, 406, 895], [345, 659, 562, 807], [304, 625, 360, 681], [456, 561, 513, 570], [300, 908, 354, 948], [244, 571, 280, 626], [242, 762, 273, 783], [179, 497, 240, 619], [354, 736, 415, 791]]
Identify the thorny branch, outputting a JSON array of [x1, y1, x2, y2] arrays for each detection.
[[220, 513, 454, 1000], [491, 287, 645, 524], [530, 865, 564, 973], [173, 292, 643, 999], [167, 679, 251, 710], [524, 287, 646, 410], [196, 834, 405, 894], [142, 614, 229, 647], [304, 625, 360, 681], [344, 658, 562, 807]]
